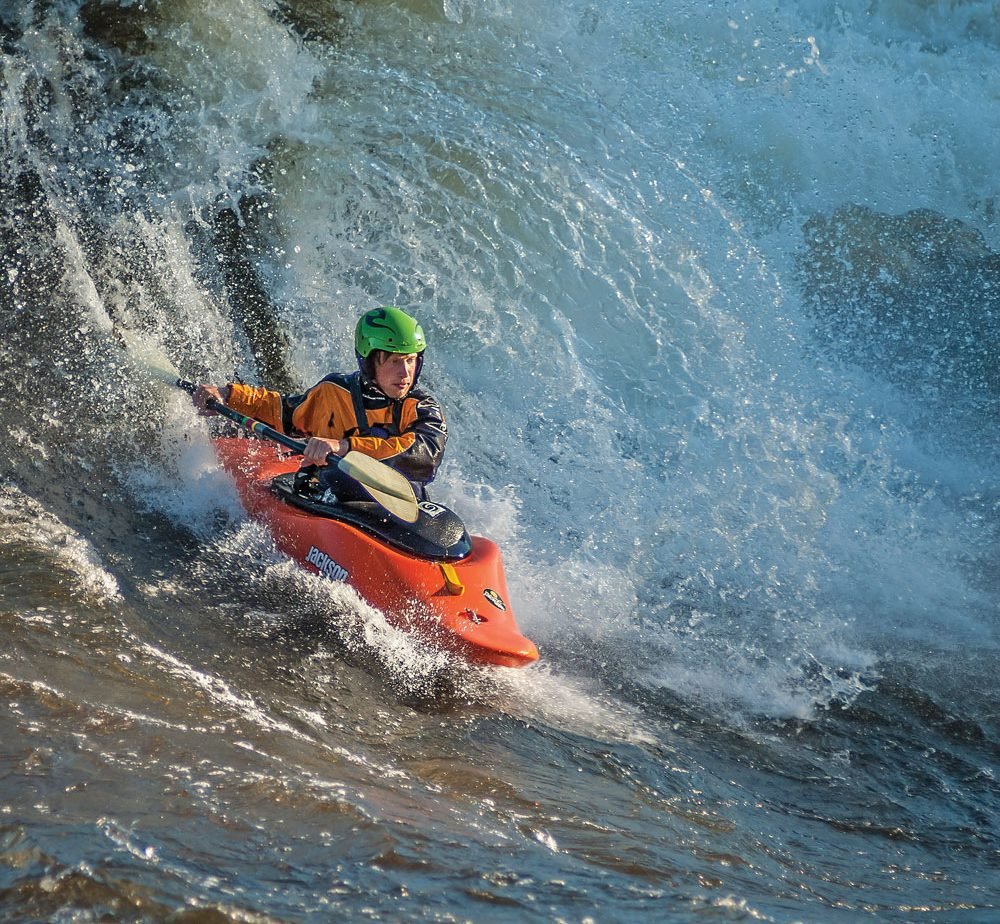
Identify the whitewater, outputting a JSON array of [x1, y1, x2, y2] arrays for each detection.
[[0, 0, 997, 920]]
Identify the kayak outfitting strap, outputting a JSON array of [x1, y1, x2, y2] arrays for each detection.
[[439, 562, 465, 596]]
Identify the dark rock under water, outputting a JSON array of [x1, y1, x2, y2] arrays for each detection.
[[800, 204, 1000, 415]]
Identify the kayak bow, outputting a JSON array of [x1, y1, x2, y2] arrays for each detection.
[[213, 437, 539, 668]]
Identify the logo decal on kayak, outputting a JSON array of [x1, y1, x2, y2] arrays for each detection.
[[418, 501, 446, 518], [483, 588, 506, 611], [305, 545, 349, 583]]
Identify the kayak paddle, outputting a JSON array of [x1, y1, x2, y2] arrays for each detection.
[[122, 331, 420, 522]]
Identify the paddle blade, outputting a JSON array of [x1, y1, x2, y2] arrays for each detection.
[[117, 327, 183, 388], [337, 451, 419, 523]]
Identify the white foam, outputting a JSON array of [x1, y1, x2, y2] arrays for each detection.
[[123, 391, 244, 537]]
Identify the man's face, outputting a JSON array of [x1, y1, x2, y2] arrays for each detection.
[[374, 352, 419, 399]]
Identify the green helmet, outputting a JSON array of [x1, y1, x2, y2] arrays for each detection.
[[354, 306, 427, 358]]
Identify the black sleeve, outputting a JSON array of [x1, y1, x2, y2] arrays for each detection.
[[394, 393, 448, 484]]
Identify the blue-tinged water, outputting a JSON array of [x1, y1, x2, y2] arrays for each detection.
[[1, 0, 998, 920]]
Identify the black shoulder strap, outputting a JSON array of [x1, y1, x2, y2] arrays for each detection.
[[348, 371, 370, 435], [349, 371, 406, 436]]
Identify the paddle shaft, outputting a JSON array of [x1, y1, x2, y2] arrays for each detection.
[[175, 379, 337, 465]]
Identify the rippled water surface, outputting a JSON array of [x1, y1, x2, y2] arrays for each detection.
[[1, 0, 998, 920]]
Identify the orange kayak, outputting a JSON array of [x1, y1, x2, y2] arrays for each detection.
[[213, 437, 539, 668]]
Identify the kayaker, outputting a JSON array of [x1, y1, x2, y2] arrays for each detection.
[[192, 306, 446, 500]]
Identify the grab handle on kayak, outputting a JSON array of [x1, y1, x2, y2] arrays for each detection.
[[439, 562, 465, 596]]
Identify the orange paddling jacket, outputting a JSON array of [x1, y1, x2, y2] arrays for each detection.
[[227, 371, 447, 486]]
